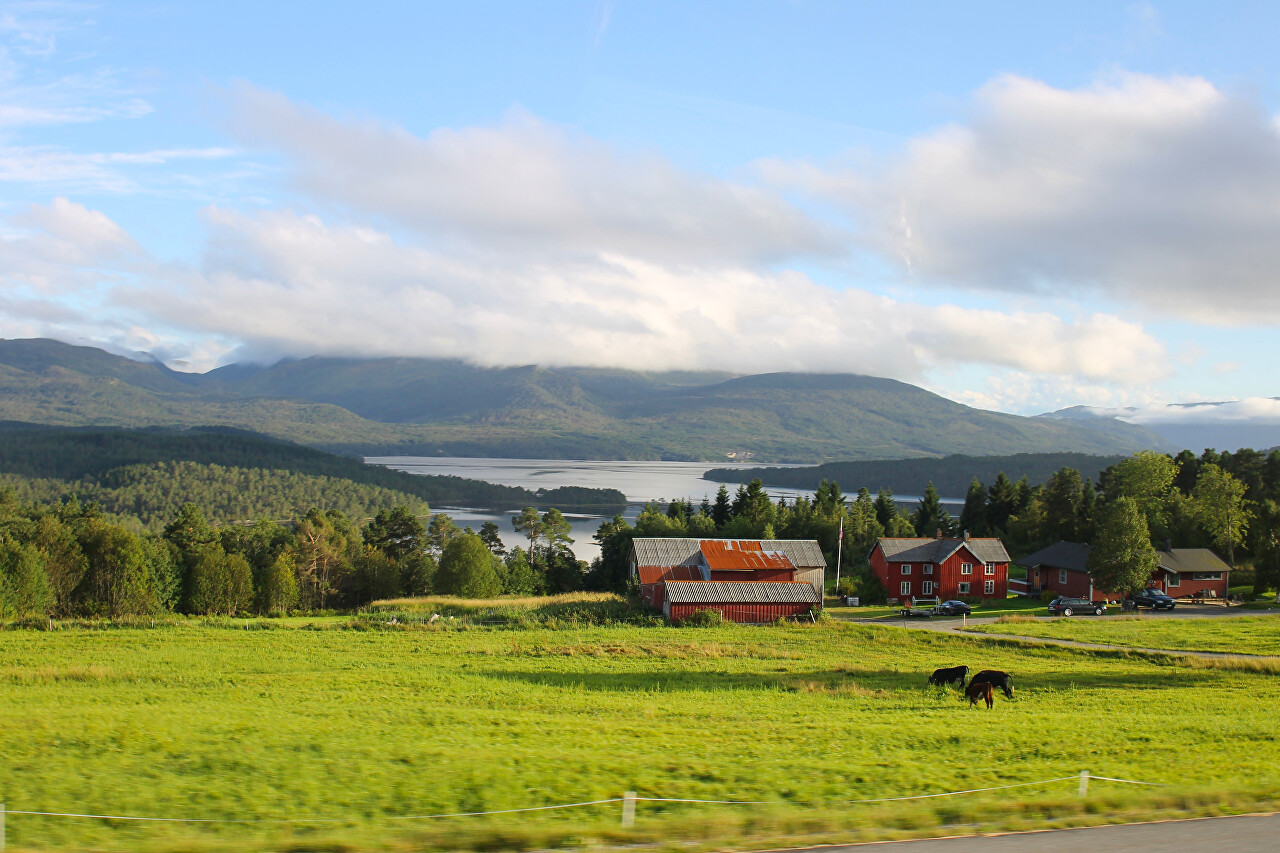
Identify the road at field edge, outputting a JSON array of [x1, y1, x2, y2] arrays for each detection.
[[769, 812, 1280, 852]]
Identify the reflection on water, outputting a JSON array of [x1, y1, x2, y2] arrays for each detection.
[[365, 457, 957, 561]]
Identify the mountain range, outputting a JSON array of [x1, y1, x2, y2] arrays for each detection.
[[1044, 404, 1280, 454], [0, 338, 1171, 463]]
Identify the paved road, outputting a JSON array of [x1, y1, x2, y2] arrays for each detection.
[[831, 606, 1280, 659], [776, 812, 1280, 852]]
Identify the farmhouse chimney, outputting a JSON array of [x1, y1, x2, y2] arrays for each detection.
[[963, 530, 971, 541]]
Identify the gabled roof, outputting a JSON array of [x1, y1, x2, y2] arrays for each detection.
[[664, 581, 821, 604], [874, 537, 1010, 565], [631, 538, 825, 570], [1157, 549, 1231, 574], [1014, 542, 1231, 576], [1016, 541, 1091, 573]]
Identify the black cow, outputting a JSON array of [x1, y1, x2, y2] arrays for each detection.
[[928, 665, 969, 688], [971, 669, 1014, 698]]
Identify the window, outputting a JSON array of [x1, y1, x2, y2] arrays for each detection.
[[984, 562, 996, 575], [1058, 568, 1068, 584], [922, 580, 934, 595], [958, 582, 971, 594], [900, 581, 911, 596], [923, 563, 934, 574], [1168, 574, 1181, 587], [1191, 572, 1223, 581], [984, 579, 995, 595], [901, 564, 912, 575], [961, 563, 973, 575]]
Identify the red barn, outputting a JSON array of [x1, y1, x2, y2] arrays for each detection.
[[869, 535, 1010, 602], [1014, 541, 1231, 602], [630, 538, 825, 623]]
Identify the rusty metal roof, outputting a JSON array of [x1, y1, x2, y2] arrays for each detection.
[[631, 538, 825, 569], [636, 565, 703, 584], [700, 540, 794, 571], [664, 581, 821, 604]]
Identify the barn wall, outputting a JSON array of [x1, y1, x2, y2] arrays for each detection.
[[668, 602, 811, 623]]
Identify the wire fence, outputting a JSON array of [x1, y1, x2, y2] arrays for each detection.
[[0, 770, 1158, 847]]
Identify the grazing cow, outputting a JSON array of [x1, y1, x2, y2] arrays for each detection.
[[966, 681, 994, 709], [970, 669, 1014, 699], [928, 665, 969, 688]]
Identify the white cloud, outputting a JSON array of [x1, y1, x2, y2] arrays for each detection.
[[767, 72, 1280, 323], [225, 83, 839, 265], [110, 205, 1164, 384], [1121, 398, 1280, 424]]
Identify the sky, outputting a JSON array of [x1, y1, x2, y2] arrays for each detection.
[[1, 1, 1279, 423]]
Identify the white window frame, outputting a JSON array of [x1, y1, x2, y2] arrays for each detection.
[[1168, 574, 1181, 587], [985, 562, 996, 576], [923, 563, 934, 575], [984, 579, 995, 595], [922, 580, 934, 595], [1191, 572, 1222, 581], [961, 563, 973, 575], [1058, 568, 1068, 584], [958, 582, 971, 594], [901, 564, 912, 575], [900, 580, 911, 596]]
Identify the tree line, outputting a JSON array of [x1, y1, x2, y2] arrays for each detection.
[[0, 490, 594, 619]]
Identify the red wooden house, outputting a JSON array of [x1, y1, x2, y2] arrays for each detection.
[[1014, 541, 1231, 602], [630, 538, 825, 623], [869, 534, 1011, 602]]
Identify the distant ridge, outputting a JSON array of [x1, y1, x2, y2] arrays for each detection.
[[0, 338, 1172, 462]]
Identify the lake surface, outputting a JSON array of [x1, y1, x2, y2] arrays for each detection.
[[366, 456, 960, 561]]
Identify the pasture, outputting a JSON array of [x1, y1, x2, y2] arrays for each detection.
[[2, 610, 1279, 852], [965, 613, 1280, 656]]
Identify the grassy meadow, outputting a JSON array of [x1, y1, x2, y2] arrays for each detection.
[[3, 603, 1280, 852], [965, 613, 1280, 656]]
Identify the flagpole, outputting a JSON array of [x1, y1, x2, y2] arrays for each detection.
[[835, 517, 844, 602]]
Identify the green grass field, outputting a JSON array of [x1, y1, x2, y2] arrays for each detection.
[[3, 607, 1280, 852], [964, 614, 1280, 656]]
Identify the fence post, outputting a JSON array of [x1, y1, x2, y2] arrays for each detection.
[[1078, 770, 1089, 798], [621, 791, 636, 827], [2, 800, 6, 852]]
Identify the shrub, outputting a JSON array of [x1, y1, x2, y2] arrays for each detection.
[[675, 608, 725, 627]]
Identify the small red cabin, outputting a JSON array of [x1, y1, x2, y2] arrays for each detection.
[[869, 535, 1010, 602]]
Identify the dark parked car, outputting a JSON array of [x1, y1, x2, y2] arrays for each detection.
[[1048, 596, 1106, 616], [935, 600, 972, 616], [1129, 588, 1177, 610]]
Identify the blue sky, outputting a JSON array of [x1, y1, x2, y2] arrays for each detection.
[[2, 1, 1280, 422]]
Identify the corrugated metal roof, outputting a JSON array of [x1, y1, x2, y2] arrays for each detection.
[[636, 565, 702, 584], [664, 581, 821, 604], [631, 538, 825, 569], [875, 537, 1010, 564], [1015, 541, 1090, 573], [700, 540, 795, 571], [1158, 549, 1231, 574]]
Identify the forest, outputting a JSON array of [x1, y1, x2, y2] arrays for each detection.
[[0, 425, 627, 513]]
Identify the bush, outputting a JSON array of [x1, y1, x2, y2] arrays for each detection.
[[1039, 589, 1058, 602], [675, 608, 725, 627]]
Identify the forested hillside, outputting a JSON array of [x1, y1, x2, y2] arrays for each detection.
[[0, 339, 1170, 462], [0, 426, 626, 514], [708, 452, 1130, 497]]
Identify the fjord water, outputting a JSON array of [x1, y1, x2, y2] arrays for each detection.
[[367, 457, 964, 561], [368, 457, 818, 559]]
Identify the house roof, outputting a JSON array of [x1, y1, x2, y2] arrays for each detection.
[[631, 538, 825, 569], [1014, 542, 1230, 576], [664, 581, 822, 605], [875, 537, 1010, 565], [1015, 541, 1091, 573], [1157, 549, 1231, 574]]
